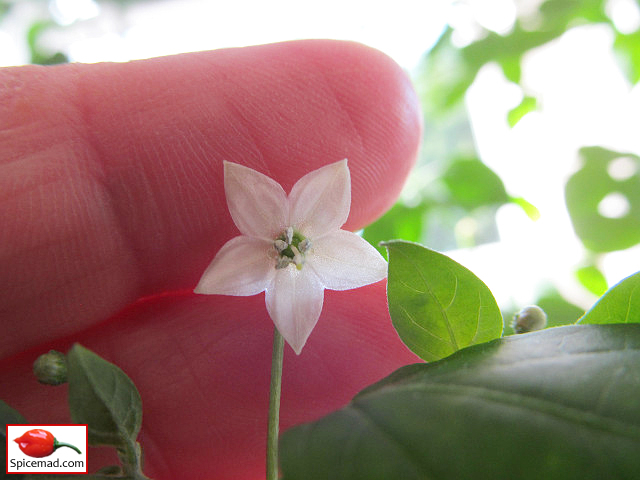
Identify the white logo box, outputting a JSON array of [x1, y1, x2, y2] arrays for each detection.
[[6, 424, 88, 474]]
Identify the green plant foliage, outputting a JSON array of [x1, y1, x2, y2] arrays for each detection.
[[280, 324, 640, 480], [510, 196, 541, 220], [26, 20, 69, 65], [534, 289, 585, 328], [442, 157, 510, 210], [614, 30, 640, 84], [362, 203, 428, 258], [507, 95, 537, 127], [565, 147, 640, 252], [0, 399, 26, 426], [384, 241, 503, 361], [67, 344, 149, 479], [2, 401, 26, 479], [575, 265, 608, 296], [67, 344, 142, 449], [578, 271, 640, 324]]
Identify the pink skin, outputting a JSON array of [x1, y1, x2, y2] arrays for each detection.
[[0, 40, 422, 478]]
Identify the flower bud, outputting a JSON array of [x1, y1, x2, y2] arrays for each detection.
[[33, 350, 68, 385], [512, 305, 547, 334]]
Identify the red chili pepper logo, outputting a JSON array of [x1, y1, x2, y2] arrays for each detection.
[[14, 429, 82, 458]]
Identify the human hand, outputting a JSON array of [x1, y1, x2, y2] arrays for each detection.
[[0, 40, 421, 478]]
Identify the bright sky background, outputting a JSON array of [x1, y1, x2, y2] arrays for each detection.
[[2, 0, 639, 310]]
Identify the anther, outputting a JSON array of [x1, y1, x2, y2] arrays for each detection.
[[276, 257, 291, 269], [274, 239, 288, 253], [298, 238, 311, 253]]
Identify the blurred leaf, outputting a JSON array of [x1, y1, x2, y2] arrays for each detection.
[[499, 56, 522, 84], [1, 399, 26, 433], [442, 158, 509, 209], [383, 241, 503, 361], [27, 20, 68, 65], [538, 0, 609, 28], [565, 147, 640, 252], [362, 202, 428, 258], [510, 196, 541, 220], [281, 324, 640, 480], [536, 288, 585, 328], [503, 287, 584, 335], [614, 29, 640, 84], [579, 271, 640, 324], [0, 1, 12, 20], [575, 265, 608, 296], [507, 95, 537, 127], [1, 400, 26, 479], [418, 28, 477, 112]]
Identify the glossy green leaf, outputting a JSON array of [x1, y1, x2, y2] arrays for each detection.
[[578, 271, 640, 324], [281, 324, 640, 480], [67, 344, 142, 448], [383, 241, 503, 361], [565, 147, 640, 252]]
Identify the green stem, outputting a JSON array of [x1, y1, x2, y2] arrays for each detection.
[[266, 327, 284, 480], [53, 439, 82, 455]]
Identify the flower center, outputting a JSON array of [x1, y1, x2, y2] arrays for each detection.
[[274, 227, 311, 270]]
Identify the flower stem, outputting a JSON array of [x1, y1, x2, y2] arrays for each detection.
[[267, 327, 284, 480]]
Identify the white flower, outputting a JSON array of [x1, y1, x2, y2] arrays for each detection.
[[194, 159, 388, 354]]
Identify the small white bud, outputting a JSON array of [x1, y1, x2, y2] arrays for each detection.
[[512, 305, 547, 334]]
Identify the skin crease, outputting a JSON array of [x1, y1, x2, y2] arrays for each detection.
[[0, 40, 422, 478]]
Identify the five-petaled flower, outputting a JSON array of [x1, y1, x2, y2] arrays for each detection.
[[194, 159, 387, 354]]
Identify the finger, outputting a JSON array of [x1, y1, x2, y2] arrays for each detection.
[[0, 39, 421, 357], [0, 283, 420, 478]]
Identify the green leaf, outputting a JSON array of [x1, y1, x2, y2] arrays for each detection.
[[507, 95, 537, 127], [575, 265, 608, 296], [0, 399, 26, 430], [383, 241, 503, 361], [66, 344, 142, 448], [362, 202, 427, 259], [533, 288, 585, 329], [442, 158, 510, 210], [578, 271, 640, 324], [2, 400, 27, 479], [614, 29, 640, 84], [510, 196, 541, 220], [565, 147, 640, 252], [280, 324, 640, 480]]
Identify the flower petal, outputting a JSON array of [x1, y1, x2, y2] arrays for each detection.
[[289, 159, 350, 238], [194, 236, 276, 296], [265, 267, 324, 354], [224, 161, 288, 239], [307, 230, 387, 290]]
